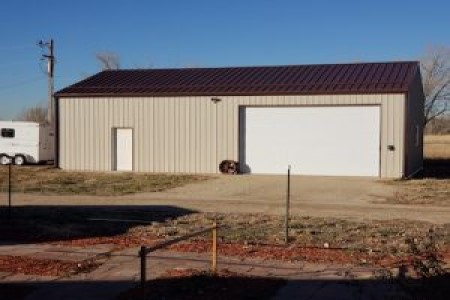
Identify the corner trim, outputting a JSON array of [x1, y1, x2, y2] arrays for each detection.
[[405, 166, 423, 179]]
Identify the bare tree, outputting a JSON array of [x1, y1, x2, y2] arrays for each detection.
[[16, 105, 48, 124], [425, 116, 450, 134], [96, 51, 120, 70], [421, 46, 450, 125]]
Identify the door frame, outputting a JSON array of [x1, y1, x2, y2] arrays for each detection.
[[238, 105, 382, 176], [112, 127, 134, 171]]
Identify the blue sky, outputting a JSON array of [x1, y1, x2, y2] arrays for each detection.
[[1, 0, 449, 119]]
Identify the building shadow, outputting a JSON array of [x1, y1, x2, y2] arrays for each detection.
[[0, 205, 196, 245], [1, 272, 449, 300], [421, 158, 450, 179]]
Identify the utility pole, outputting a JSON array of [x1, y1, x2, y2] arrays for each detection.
[[38, 39, 57, 168], [38, 39, 55, 124]]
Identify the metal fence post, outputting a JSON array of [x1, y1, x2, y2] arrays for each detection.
[[8, 162, 12, 222], [285, 165, 291, 244], [139, 246, 147, 300], [212, 221, 217, 274]]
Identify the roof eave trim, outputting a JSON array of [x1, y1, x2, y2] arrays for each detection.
[[55, 90, 409, 98]]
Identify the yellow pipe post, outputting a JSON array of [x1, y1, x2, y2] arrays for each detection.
[[211, 221, 217, 274]]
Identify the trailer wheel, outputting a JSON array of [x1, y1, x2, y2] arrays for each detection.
[[14, 155, 26, 166], [0, 155, 10, 165]]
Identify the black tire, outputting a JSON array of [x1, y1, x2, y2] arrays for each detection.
[[219, 160, 239, 174], [14, 155, 26, 166]]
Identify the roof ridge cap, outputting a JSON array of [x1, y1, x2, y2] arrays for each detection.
[[104, 61, 419, 72]]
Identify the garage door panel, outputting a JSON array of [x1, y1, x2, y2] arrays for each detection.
[[240, 106, 380, 176]]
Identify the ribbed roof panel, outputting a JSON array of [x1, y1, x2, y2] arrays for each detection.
[[56, 61, 419, 97]]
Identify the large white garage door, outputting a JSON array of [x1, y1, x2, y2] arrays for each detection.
[[240, 106, 380, 176]]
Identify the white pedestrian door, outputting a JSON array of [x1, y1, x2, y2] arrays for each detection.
[[115, 128, 133, 171]]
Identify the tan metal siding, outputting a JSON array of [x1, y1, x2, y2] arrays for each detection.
[[59, 94, 406, 178], [405, 72, 425, 176]]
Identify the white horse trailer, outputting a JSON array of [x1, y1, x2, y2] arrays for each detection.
[[0, 121, 54, 165]]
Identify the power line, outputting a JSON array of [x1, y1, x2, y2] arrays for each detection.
[[0, 76, 45, 92], [0, 45, 35, 51], [0, 59, 37, 68]]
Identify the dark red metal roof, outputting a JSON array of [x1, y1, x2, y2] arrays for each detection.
[[55, 61, 419, 97]]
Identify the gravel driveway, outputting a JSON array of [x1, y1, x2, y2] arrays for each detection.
[[6, 175, 450, 224]]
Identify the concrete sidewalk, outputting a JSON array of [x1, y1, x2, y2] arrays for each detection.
[[0, 240, 401, 300]]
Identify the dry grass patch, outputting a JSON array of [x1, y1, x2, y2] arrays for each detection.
[[378, 135, 450, 206], [0, 166, 208, 195], [380, 179, 450, 206], [424, 135, 450, 159], [133, 213, 450, 255]]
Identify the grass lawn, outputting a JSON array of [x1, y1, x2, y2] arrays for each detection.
[[0, 166, 208, 196]]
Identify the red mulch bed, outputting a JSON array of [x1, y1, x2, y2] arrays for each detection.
[[168, 241, 450, 268], [54, 234, 160, 250], [0, 255, 99, 276], [117, 268, 285, 300], [168, 240, 375, 264]]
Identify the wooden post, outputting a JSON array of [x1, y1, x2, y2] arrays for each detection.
[[139, 246, 147, 300], [212, 221, 217, 274], [285, 165, 291, 244]]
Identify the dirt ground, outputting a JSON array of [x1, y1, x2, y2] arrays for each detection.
[[2, 136, 449, 224], [1, 136, 449, 300], [4, 174, 449, 224], [0, 137, 450, 299]]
